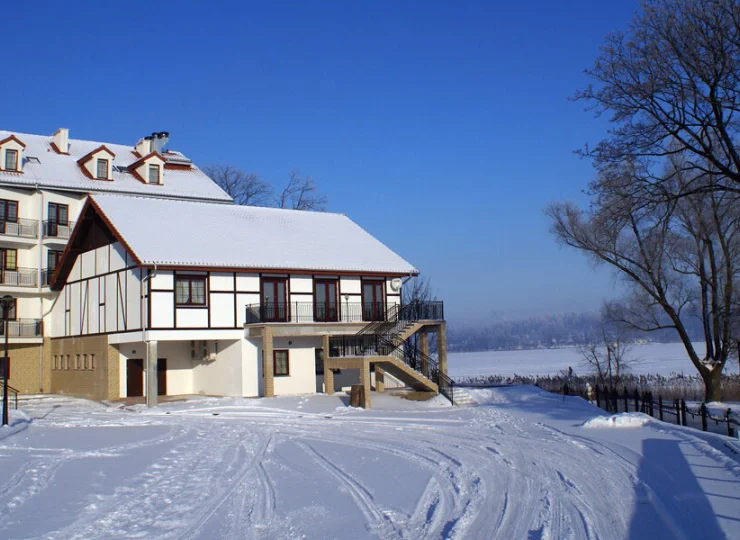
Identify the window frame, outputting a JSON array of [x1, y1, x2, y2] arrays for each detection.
[[148, 164, 160, 184], [4, 149, 18, 171], [175, 275, 208, 307], [96, 158, 109, 179], [273, 349, 290, 377]]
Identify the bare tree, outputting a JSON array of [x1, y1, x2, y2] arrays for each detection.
[[575, 0, 740, 198], [402, 276, 438, 355], [548, 164, 740, 401], [278, 171, 328, 211], [203, 165, 273, 206], [578, 324, 634, 387]]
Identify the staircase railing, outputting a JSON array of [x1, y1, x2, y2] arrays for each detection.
[[1, 384, 19, 410]]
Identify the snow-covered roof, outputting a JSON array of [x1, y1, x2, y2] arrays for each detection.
[[0, 130, 232, 202], [88, 194, 418, 274]]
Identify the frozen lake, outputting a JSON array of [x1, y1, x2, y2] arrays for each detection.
[[449, 342, 740, 379]]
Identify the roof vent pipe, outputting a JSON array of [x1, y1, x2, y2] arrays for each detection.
[[151, 131, 169, 154]]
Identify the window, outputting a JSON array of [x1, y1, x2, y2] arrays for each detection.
[[96, 158, 109, 179], [47, 249, 63, 285], [4, 149, 17, 171], [315, 348, 324, 375], [0, 200, 18, 224], [83, 354, 88, 370], [75, 355, 80, 370], [273, 350, 289, 377], [148, 164, 160, 184], [53, 356, 57, 370], [90, 354, 95, 371], [175, 276, 206, 306], [1, 248, 17, 271], [65, 355, 70, 370], [47, 203, 69, 237]]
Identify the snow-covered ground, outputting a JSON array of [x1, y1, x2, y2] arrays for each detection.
[[0, 388, 738, 539], [449, 342, 740, 379]]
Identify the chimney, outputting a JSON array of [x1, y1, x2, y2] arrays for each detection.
[[52, 128, 69, 154], [150, 131, 170, 154], [135, 136, 152, 156]]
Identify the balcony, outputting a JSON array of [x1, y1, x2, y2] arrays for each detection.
[[0, 319, 43, 338], [0, 218, 39, 239], [43, 220, 75, 240], [244, 300, 444, 325], [0, 267, 43, 288]]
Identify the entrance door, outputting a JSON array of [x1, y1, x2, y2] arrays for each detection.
[[157, 359, 167, 396], [362, 280, 385, 321], [127, 359, 144, 397], [262, 278, 288, 322], [314, 279, 338, 322]]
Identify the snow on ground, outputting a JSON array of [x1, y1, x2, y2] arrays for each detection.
[[0, 388, 738, 539], [449, 341, 740, 379]]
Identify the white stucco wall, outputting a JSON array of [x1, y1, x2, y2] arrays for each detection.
[[192, 339, 242, 396], [271, 337, 320, 396]]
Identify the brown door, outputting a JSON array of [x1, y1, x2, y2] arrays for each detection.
[[362, 280, 385, 321], [261, 278, 288, 322], [314, 279, 338, 322], [157, 358, 167, 396], [127, 359, 144, 397]]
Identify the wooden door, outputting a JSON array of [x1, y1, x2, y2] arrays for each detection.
[[127, 359, 144, 397], [157, 358, 167, 396], [261, 278, 288, 322], [362, 280, 385, 321], [314, 279, 338, 322]]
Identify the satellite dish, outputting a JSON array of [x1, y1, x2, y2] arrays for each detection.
[[390, 278, 402, 291]]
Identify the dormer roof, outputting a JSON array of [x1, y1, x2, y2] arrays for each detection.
[[0, 134, 26, 149], [76, 145, 117, 166], [0, 130, 232, 202]]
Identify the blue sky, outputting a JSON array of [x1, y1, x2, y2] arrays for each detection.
[[2, 1, 640, 324]]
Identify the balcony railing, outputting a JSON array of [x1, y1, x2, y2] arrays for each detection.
[[43, 220, 75, 240], [245, 302, 388, 324], [0, 267, 43, 287], [0, 218, 39, 239], [0, 319, 43, 337]]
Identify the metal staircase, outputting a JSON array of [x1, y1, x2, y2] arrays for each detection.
[[329, 301, 459, 404]]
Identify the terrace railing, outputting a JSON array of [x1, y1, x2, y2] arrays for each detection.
[[0, 267, 42, 287], [0, 218, 39, 239], [245, 302, 384, 324], [0, 319, 43, 338], [43, 220, 75, 239]]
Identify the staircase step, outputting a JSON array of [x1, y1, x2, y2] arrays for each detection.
[[451, 389, 476, 406]]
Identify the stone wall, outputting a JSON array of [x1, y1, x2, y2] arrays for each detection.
[[50, 335, 120, 401]]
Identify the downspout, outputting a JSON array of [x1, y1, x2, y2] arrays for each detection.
[[36, 185, 45, 392], [141, 264, 157, 405]]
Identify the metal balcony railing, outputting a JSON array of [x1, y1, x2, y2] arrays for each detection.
[[245, 302, 388, 324], [0, 267, 41, 287], [0, 218, 39, 239], [0, 319, 43, 337], [43, 220, 75, 239]]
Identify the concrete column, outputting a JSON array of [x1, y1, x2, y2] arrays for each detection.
[[360, 359, 371, 408], [145, 340, 158, 408], [419, 330, 429, 378], [263, 327, 274, 398], [322, 334, 333, 394], [437, 322, 448, 377], [375, 366, 385, 392]]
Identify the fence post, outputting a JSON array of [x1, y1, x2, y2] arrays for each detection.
[[675, 399, 681, 425], [728, 408, 733, 438], [700, 403, 708, 432], [658, 395, 663, 421], [681, 399, 688, 426]]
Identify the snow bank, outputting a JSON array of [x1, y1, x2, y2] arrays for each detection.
[[0, 409, 31, 440], [582, 412, 653, 429]]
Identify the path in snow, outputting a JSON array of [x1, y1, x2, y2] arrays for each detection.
[[0, 389, 737, 539]]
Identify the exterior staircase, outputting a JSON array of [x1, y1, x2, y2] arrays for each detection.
[[329, 301, 458, 404]]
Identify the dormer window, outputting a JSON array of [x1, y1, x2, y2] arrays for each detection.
[[0, 135, 26, 173], [4, 150, 17, 171], [96, 159, 109, 179], [77, 145, 115, 180], [148, 164, 160, 184]]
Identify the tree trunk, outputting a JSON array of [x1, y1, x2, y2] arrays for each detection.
[[701, 368, 723, 402]]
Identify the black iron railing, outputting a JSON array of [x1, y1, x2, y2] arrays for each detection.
[[0, 384, 19, 410], [0, 218, 39, 239], [0, 319, 43, 337], [43, 220, 75, 239], [245, 302, 391, 324], [0, 267, 42, 287]]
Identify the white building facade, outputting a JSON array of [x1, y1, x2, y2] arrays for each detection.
[[0, 128, 232, 394], [48, 195, 447, 405]]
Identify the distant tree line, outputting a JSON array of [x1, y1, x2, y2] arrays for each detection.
[[448, 312, 707, 353]]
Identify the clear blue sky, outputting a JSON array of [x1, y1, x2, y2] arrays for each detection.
[[2, 1, 641, 325]]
